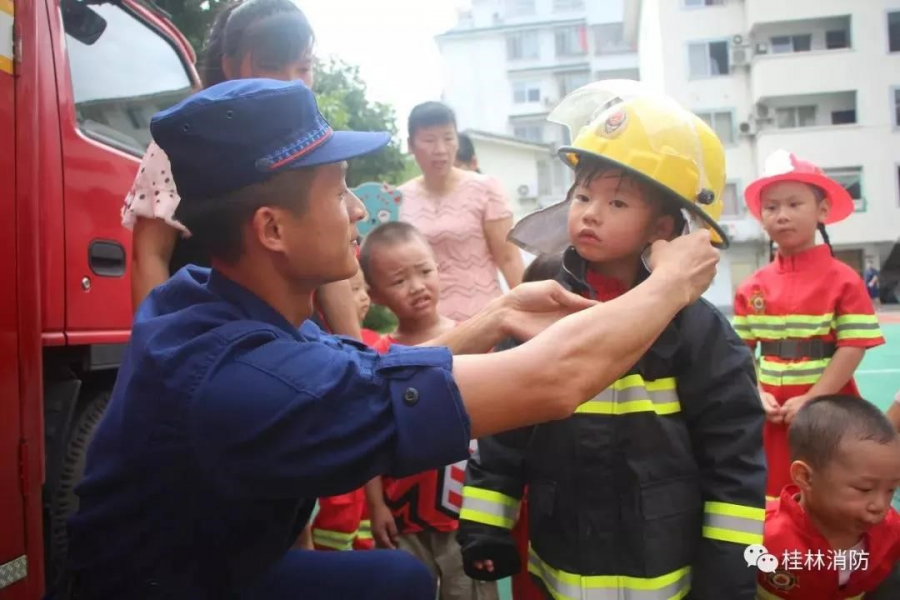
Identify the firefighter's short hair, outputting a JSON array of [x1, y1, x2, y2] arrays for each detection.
[[789, 394, 897, 470]]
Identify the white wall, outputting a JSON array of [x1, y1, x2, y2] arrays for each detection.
[[439, 35, 511, 133], [470, 137, 552, 221]]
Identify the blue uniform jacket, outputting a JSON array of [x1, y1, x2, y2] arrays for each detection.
[[66, 267, 471, 598]]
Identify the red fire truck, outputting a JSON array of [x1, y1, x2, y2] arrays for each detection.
[[1, 1, 198, 597]]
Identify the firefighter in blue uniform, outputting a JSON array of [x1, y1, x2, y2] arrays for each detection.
[[64, 79, 721, 599]]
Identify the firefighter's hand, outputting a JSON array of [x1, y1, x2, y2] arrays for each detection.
[[503, 280, 597, 342], [782, 394, 813, 425], [473, 559, 496, 574], [647, 230, 719, 305], [370, 503, 399, 549], [760, 391, 783, 424]]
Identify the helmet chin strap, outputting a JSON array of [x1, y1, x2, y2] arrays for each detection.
[[641, 208, 701, 273]]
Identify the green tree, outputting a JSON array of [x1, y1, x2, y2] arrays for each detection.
[[314, 58, 408, 187], [150, 0, 225, 54]]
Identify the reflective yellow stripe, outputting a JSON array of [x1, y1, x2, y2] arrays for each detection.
[[702, 501, 764, 546], [460, 486, 519, 530], [756, 585, 787, 600], [528, 546, 690, 600], [576, 376, 680, 416], [835, 314, 882, 340], [739, 313, 835, 340], [0, 1, 13, 75], [758, 358, 829, 386], [357, 520, 372, 539], [312, 529, 355, 551]]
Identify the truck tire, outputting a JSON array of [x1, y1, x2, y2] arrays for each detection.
[[48, 391, 110, 581]]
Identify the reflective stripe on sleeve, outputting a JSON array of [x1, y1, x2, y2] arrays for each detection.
[[701, 501, 764, 546], [459, 486, 519, 530]]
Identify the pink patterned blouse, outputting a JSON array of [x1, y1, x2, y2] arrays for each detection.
[[399, 172, 513, 322]]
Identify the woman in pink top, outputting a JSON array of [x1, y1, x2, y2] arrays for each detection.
[[399, 103, 524, 321]]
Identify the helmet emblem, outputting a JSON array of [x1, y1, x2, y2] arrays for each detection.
[[599, 110, 628, 138]]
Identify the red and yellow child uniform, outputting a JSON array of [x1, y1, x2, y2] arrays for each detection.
[[734, 152, 885, 499], [310, 325, 381, 551], [373, 335, 470, 533], [758, 486, 900, 599]]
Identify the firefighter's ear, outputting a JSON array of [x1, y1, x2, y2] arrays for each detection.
[[790, 460, 814, 492]]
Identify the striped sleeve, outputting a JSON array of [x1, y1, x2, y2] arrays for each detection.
[[733, 286, 757, 351], [835, 273, 884, 348]]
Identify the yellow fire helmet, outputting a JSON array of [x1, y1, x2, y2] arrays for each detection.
[[508, 80, 730, 255]]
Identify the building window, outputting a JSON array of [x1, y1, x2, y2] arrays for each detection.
[[771, 34, 812, 54], [537, 159, 552, 195], [514, 124, 544, 142], [553, 0, 584, 11], [825, 29, 849, 50], [831, 109, 856, 125], [684, 0, 724, 6], [775, 106, 817, 129], [555, 26, 587, 57], [889, 11, 900, 52], [696, 110, 735, 144], [512, 81, 541, 104], [688, 40, 730, 78], [65, 4, 192, 155], [593, 23, 631, 55], [507, 31, 540, 60], [506, 0, 536, 17], [823, 167, 864, 211], [721, 183, 740, 217], [558, 71, 590, 97], [893, 88, 900, 127]]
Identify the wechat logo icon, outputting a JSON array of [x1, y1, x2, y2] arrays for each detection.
[[745, 544, 779, 574]]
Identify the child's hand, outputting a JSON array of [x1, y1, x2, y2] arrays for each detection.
[[760, 391, 783, 424], [781, 394, 812, 425], [473, 560, 495, 573], [370, 503, 399, 549]]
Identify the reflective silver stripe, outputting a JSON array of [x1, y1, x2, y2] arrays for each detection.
[[836, 322, 880, 331], [461, 495, 518, 526], [577, 377, 679, 416], [759, 365, 825, 379], [0, 556, 27, 590], [704, 513, 762, 534], [527, 552, 691, 600]]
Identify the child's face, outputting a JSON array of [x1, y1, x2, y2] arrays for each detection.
[[348, 269, 371, 324], [409, 124, 458, 180], [759, 181, 829, 254], [367, 238, 441, 322], [797, 437, 900, 537], [566, 169, 674, 265]]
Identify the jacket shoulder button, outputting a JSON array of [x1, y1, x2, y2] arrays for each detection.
[[403, 387, 420, 406]]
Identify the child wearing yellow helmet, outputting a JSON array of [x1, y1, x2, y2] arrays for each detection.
[[456, 82, 766, 599]]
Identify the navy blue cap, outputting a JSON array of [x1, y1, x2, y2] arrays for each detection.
[[150, 79, 391, 200]]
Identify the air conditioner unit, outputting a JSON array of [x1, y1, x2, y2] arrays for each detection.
[[731, 46, 750, 67], [755, 42, 769, 55], [755, 103, 770, 119], [738, 121, 756, 137], [517, 183, 536, 199]]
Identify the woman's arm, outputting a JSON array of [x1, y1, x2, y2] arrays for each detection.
[[131, 217, 179, 311], [315, 279, 363, 340], [484, 216, 524, 288]]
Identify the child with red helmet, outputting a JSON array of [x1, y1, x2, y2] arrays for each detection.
[[734, 150, 885, 500]]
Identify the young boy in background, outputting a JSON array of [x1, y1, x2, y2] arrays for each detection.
[[759, 395, 900, 599], [360, 222, 497, 600]]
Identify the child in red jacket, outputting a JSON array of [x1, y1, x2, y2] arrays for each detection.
[[734, 150, 884, 500], [360, 221, 497, 600], [758, 395, 900, 599], [310, 267, 379, 551]]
